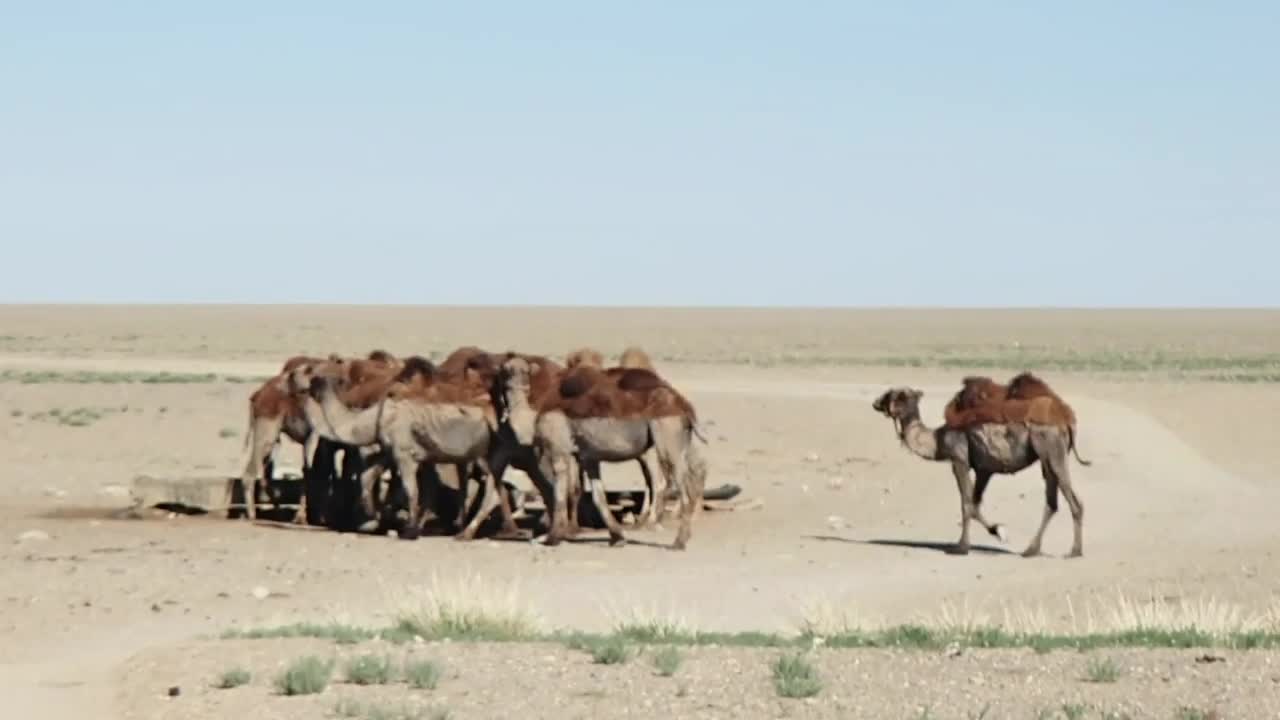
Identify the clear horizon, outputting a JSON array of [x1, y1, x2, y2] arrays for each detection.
[[5, 3, 1277, 307]]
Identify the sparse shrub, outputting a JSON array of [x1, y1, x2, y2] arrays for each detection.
[[590, 637, 630, 665], [216, 667, 251, 688], [652, 646, 683, 677], [1174, 709, 1214, 720], [772, 652, 822, 699], [1084, 656, 1121, 683], [404, 658, 443, 689], [1060, 703, 1087, 720], [344, 654, 393, 685], [219, 427, 238, 439], [275, 655, 333, 696]]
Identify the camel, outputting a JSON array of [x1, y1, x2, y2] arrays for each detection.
[[233, 354, 328, 521], [288, 354, 545, 541], [565, 347, 605, 370], [496, 355, 707, 549], [943, 372, 1088, 462], [872, 384, 1088, 558], [233, 351, 400, 525]]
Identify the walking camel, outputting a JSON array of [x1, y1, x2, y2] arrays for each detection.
[[871, 374, 1091, 558]]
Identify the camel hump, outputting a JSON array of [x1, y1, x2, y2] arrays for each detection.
[[367, 349, 395, 363], [616, 368, 663, 393], [1007, 372, 1056, 399], [396, 356, 436, 383], [558, 370, 595, 399]]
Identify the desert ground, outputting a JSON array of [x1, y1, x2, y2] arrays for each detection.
[[2, 306, 1279, 719]]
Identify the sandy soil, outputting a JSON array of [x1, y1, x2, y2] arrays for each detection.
[[1, 306, 1278, 719]]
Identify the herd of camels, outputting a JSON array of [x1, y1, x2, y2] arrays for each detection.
[[234, 345, 1091, 557]]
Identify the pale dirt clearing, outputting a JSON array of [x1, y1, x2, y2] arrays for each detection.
[[0, 307, 1278, 719]]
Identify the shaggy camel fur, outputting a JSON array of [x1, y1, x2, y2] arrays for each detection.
[[498, 355, 707, 549], [290, 356, 536, 541], [873, 386, 1088, 558], [943, 372, 1090, 465]]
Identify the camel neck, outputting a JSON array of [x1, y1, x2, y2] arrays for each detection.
[[898, 412, 943, 461]]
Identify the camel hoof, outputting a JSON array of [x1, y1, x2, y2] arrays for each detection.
[[991, 524, 1008, 543], [1020, 547, 1041, 558], [608, 534, 627, 548], [1066, 549, 1083, 559], [495, 528, 525, 541], [946, 545, 970, 556], [399, 525, 421, 541]]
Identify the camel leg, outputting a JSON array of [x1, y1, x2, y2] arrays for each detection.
[[652, 419, 698, 550], [486, 447, 523, 538], [567, 462, 584, 535], [292, 432, 320, 525], [238, 416, 283, 521], [949, 461, 975, 555], [583, 460, 626, 547], [1048, 451, 1084, 558], [676, 434, 708, 550], [357, 460, 385, 533], [394, 454, 423, 540], [1023, 464, 1059, 558], [457, 458, 502, 541], [538, 449, 571, 546], [970, 470, 1007, 542], [636, 452, 662, 528]]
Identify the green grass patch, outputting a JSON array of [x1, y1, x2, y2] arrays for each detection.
[[651, 646, 683, 677], [223, 622, 382, 644], [344, 654, 393, 685], [228, 621, 1280, 654], [1083, 656, 1122, 683], [393, 613, 536, 643], [771, 651, 822, 699], [404, 659, 443, 690], [275, 655, 333, 696], [0, 369, 268, 385], [215, 667, 251, 689]]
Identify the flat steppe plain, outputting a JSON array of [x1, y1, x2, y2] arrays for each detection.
[[2, 306, 1278, 719]]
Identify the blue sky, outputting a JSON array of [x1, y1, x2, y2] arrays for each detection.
[[3, 2, 1277, 306]]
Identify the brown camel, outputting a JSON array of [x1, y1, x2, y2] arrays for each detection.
[[497, 355, 707, 549], [234, 350, 401, 523], [233, 354, 327, 521], [872, 384, 1089, 558], [288, 355, 540, 541], [565, 347, 605, 370]]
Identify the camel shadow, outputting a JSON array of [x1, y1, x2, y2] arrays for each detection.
[[805, 534, 1016, 556]]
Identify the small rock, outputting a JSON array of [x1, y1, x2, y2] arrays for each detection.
[[98, 484, 130, 498], [16, 530, 50, 543], [150, 603, 162, 613], [826, 515, 848, 530], [167, 686, 181, 698], [827, 476, 846, 490], [945, 642, 964, 658], [250, 586, 270, 600], [803, 453, 820, 463], [43, 487, 67, 499]]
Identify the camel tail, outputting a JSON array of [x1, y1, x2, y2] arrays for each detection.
[[690, 420, 709, 445], [242, 400, 253, 452], [1068, 424, 1092, 466]]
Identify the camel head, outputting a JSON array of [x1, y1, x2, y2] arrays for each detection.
[[618, 346, 654, 371], [285, 358, 347, 399], [565, 347, 605, 370], [872, 387, 923, 421], [496, 355, 541, 445]]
